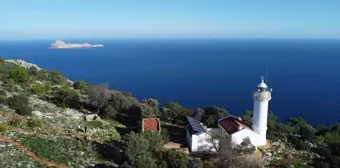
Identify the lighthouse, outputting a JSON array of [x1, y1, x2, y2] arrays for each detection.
[[252, 76, 272, 146]]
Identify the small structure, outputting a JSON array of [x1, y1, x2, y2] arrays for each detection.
[[218, 115, 261, 147], [186, 116, 218, 152], [141, 118, 161, 133]]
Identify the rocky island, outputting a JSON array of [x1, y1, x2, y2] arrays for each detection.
[[49, 40, 104, 49]]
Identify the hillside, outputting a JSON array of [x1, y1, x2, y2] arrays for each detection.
[[0, 58, 339, 168]]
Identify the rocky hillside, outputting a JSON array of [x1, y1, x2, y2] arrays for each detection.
[[0, 58, 128, 168]]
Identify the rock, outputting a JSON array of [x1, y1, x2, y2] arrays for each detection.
[[5, 59, 41, 70], [49, 40, 104, 49], [32, 111, 43, 118], [63, 108, 83, 119], [84, 114, 101, 121]]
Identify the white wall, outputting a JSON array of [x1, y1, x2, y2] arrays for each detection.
[[188, 131, 217, 152], [252, 100, 269, 141], [231, 128, 264, 146]]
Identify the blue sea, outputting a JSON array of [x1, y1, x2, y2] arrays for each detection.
[[0, 39, 339, 126]]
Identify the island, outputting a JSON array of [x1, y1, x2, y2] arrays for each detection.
[[49, 40, 104, 49]]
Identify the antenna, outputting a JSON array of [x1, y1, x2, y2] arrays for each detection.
[[265, 68, 268, 83]]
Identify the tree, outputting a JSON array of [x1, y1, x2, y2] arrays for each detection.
[[201, 106, 229, 128], [28, 66, 39, 76], [141, 98, 159, 108], [139, 103, 159, 118], [47, 70, 67, 85], [193, 108, 204, 121], [288, 117, 308, 127], [122, 132, 151, 165], [142, 131, 164, 153], [132, 155, 157, 168], [53, 86, 80, 108], [86, 84, 110, 113], [158, 149, 189, 168], [241, 110, 253, 127], [7, 94, 32, 116], [73, 80, 92, 91], [161, 102, 194, 125], [103, 90, 138, 119]]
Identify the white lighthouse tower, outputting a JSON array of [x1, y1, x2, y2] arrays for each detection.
[[252, 76, 272, 146]]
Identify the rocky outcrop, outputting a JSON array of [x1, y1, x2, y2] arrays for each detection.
[[49, 40, 104, 49], [5, 59, 41, 70]]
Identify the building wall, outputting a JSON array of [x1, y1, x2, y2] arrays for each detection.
[[186, 128, 192, 150], [252, 100, 269, 141], [188, 131, 217, 152], [231, 128, 264, 146], [196, 132, 216, 152]]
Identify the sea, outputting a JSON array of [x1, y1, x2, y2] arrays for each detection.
[[0, 39, 339, 126]]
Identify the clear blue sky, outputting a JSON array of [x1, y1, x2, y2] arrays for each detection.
[[1, 0, 340, 39]]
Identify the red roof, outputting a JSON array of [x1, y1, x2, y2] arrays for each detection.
[[219, 116, 251, 135], [142, 118, 160, 132]]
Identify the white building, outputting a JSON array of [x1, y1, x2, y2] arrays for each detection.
[[186, 77, 272, 152]]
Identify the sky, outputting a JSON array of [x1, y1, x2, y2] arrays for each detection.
[[0, 0, 340, 39]]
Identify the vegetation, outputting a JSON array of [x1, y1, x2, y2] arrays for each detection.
[[0, 123, 8, 132], [7, 94, 32, 116], [0, 58, 339, 168], [16, 134, 100, 166]]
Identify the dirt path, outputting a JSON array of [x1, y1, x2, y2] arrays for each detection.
[[0, 136, 67, 168]]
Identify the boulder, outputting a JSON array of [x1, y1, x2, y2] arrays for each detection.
[[32, 111, 43, 118], [63, 108, 83, 119], [84, 114, 101, 121]]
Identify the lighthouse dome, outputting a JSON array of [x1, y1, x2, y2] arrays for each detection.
[[257, 80, 268, 88]]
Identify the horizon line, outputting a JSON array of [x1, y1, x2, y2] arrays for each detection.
[[1, 36, 340, 41]]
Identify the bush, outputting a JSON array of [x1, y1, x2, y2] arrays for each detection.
[[85, 120, 105, 129], [49, 70, 66, 85], [28, 66, 39, 76], [0, 90, 6, 97], [3, 78, 16, 92], [52, 86, 80, 108], [0, 123, 8, 132], [0, 58, 5, 64], [9, 66, 30, 83], [7, 94, 32, 116], [73, 80, 92, 91], [27, 118, 44, 128], [16, 134, 99, 166], [31, 83, 48, 95]]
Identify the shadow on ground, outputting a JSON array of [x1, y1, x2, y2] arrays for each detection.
[[92, 140, 125, 165], [86, 164, 117, 168]]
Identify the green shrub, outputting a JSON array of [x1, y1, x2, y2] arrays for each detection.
[[85, 120, 104, 129], [27, 118, 44, 128], [0, 58, 5, 64], [0, 90, 6, 97], [7, 94, 32, 116], [52, 86, 80, 108], [16, 134, 99, 166], [0, 96, 7, 105], [0, 123, 8, 132], [3, 78, 16, 92], [28, 66, 39, 76], [31, 83, 49, 95], [9, 66, 30, 83]]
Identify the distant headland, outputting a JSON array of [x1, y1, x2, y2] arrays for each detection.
[[49, 40, 104, 49]]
